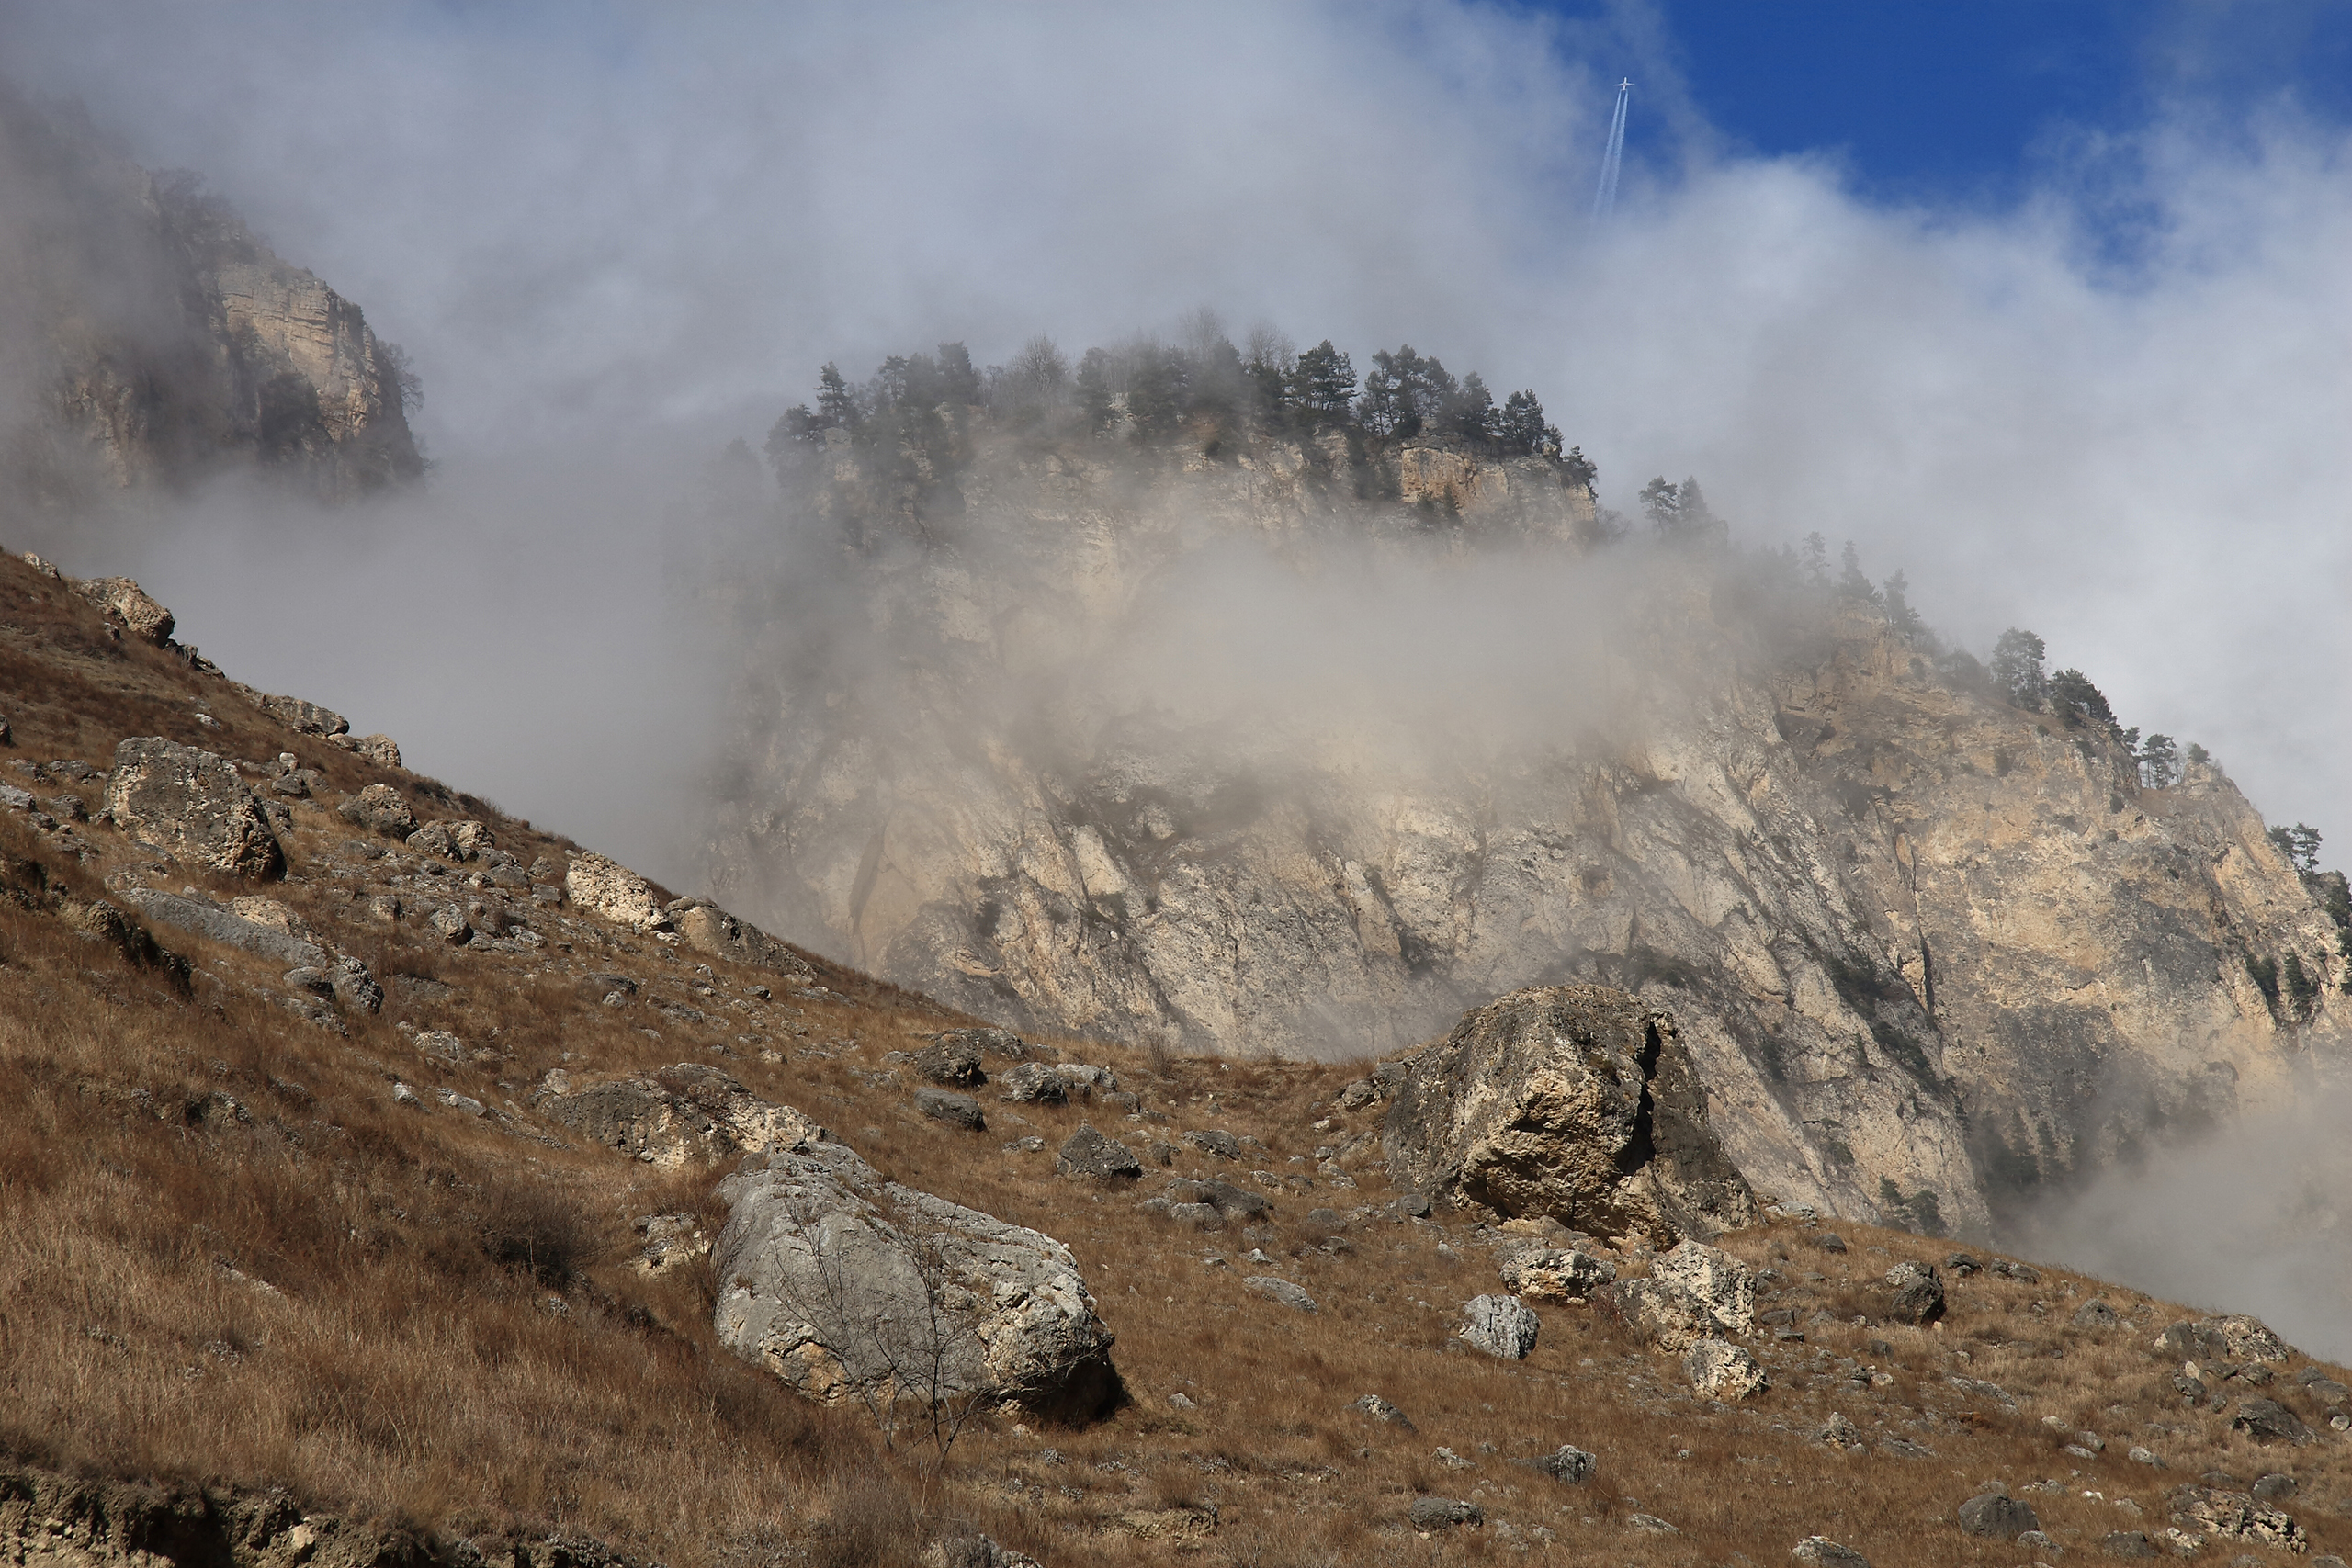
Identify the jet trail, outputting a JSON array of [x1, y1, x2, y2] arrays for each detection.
[[1592, 77, 1630, 220]]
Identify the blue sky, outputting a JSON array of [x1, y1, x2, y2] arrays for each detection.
[[1556, 0, 2352, 204]]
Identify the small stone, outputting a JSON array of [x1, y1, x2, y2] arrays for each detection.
[[1168, 1392, 1194, 1409], [2128, 1447, 2165, 1467], [1242, 1276, 1316, 1313], [1791, 1538, 1871, 1568], [2100, 1531, 2158, 1559], [2231, 1398, 2313, 1445], [1349, 1393, 1415, 1430], [2073, 1298, 2120, 1329], [917, 1035, 987, 1087], [998, 1061, 1069, 1104], [1525, 1445, 1596, 1483], [1817, 1413, 1864, 1450], [1187, 1128, 1242, 1159], [1815, 1232, 1848, 1254]]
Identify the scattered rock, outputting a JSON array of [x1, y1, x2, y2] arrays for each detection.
[[1166, 1179, 1272, 1220], [2155, 1315, 2289, 1365], [428, 906, 472, 944], [1187, 1129, 1241, 1160], [1349, 1393, 1415, 1431], [1057, 1124, 1142, 1181], [1407, 1497, 1481, 1531], [1242, 1277, 1317, 1313], [915, 1089, 986, 1132], [1499, 1245, 1618, 1302], [544, 1063, 828, 1168], [1944, 1251, 1982, 1277], [1883, 1261, 1946, 1325], [1683, 1337, 1769, 1400], [2232, 1399, 2313, 1445], [1957, 1491, 2041, 1540], [673, 902, 819, 982], [918, 1035, 988, 1087], [1626, 1514, 1678, 1535], [1815, 1232, 1848, 1254], [923, 1533, 1045, 1568], [1791, 1538, 1871, 1568], [1458, 1294, 1540, 1359], [999, 1062, 1069, 1104], [715, 1135, 1121, 1421], [2100, 1531, 2158, 1559], [106, 739, 284, 878], [1377, 985, 1755, 1245], [336, 783, 418, 840], [2128, 1446, 2165, 1467], [2252, 1473, 2298, 1502], [1817, 1413, 1864, 1450], [1336, 1078, 1378, 1111], [1523, 1445, 1597, 1483], [2073, 1298, 2120, 1329], [2166, 1483, 2306, 1549]]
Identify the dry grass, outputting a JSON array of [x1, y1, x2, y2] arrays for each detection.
[[5, 547, 2352, 1566]]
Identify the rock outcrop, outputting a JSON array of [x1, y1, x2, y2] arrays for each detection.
[[105, 738, 283, 879], [714, 1136, 1122, 1422], [1, 85, 421, 506], [1378, 986, 1755, 1243], [699, 415, 2348, 1235]]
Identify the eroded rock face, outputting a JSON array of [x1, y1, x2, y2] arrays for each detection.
[[71, 578, 175, 644], [714, 1138, 1121, 1421], [1379, 986, 1755, 1244], [1498, 1245, 1617, 1303], [673, 901, 818, 982], [106, 738, 283, 878], [1683, 1337, 1768, 1400]]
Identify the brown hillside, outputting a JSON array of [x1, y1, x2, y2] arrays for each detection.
[[3, 547, 2348, 1567]]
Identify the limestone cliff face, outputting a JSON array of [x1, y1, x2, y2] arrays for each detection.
[[703, 421, 2346, 1241], [1, 88, 421, 506]]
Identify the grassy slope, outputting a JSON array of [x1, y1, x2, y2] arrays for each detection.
[[2, 548, 2347, 1568]]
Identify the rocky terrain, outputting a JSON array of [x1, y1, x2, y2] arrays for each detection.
[[0, 85, 422, 509], [9, 548, 2352, 1568]]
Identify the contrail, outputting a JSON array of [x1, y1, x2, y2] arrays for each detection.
[[1592, 77, 1630, 220]]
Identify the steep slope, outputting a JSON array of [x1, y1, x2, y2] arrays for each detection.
[[8, 547, 2352, 1568], [0, 85, 422, 508], [702, 421, 2347, 1238]]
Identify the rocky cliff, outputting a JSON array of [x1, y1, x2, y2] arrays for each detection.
[[701, 416, 2347, 1243], [0, 87, 421, 508]]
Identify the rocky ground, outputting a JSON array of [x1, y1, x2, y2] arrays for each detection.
[[6, 548, 2351, 1568]]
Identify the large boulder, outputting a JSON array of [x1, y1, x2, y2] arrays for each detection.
[[114, 887, 326, 967], [106, 739, 283, 878], [2165, 1484, 2305, 1550], [715, 1137, 1122, 1422], [1883, 1261, 1946, 1325], [73, 576, 174, 644], [1379, 986, 1755, 1244], [1057, 1124, 1141, 1181], [1652, 1240, 1756, 1334], [565, 852, 667, 931], [1956, 1492, 2039, 1540], [250, 692, 349, 736], [1683, 1337, 1769, 1399], [2154, 1314, 2289, 1364], [336, 783, 418, 840], [543, 1063, 827, 1168]]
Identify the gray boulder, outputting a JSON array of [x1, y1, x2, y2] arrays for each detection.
[[337, 783, 418, 840], [1167, 1179, 1271, 1220], [916, 1089, 986, 1132], [2166, 1483, 2306, 1549], [2101, 1531, 2158, 1558], [2072, 1298, 2120, 1329], [330, 957, 383, 1013], [1883, 1261, 1946, 1325], [1242, 1276, 1316, 1313], [1524, 1445, 1597, 1483], [1459, 1294, 1540, 1360], [673, 901, 819, 983], [2154, 1314, 2289, 1364], [1498, 1245, 1617, 1302], [350, 734, 401, 768], [1407, 1498, 1481, 1531], [251, 692, 349, 736], [1379, 986, 1755, 1244], [116, 888, 324, 968], [544, 1063, 827, 1168], [998, 1062, 1069, 1104], [715, 1136, 1121, 1422], [2231, 1398, 2313, 1445], [106, 739, 284, 878], [1791, 1540, 1871, 1568], [918, 1036, 987, 1087], [1956, 1492, 2039, 1540], [1057, 1124, 1141, 1181], [1187, 1129, 1241, 1160]]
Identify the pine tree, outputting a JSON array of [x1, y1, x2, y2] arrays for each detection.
[[1074, 347, 1116, 434], [1990, 628, 2047, 707], [1294, 341, 1357, 424]]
